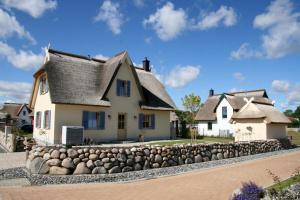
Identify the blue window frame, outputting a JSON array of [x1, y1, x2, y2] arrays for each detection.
[[35, 111, 42, 128], [139, 114, 155, 129], [82, 111, 105, 130], [116, 79, 131, 97], [43, 110, 51, 129]]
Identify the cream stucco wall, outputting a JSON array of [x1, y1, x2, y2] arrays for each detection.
[[34, 58, 171, 144], [233, 119, 267, 141], [267, 124, 287, 139], [33, 74, 56, 144]]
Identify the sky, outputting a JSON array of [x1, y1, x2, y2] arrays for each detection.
[[0, 0, 299, 111]]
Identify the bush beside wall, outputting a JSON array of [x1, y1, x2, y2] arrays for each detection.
[[26, 139, 290, 175]]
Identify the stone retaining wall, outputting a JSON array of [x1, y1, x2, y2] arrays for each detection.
[[26, 139, 288, 175]]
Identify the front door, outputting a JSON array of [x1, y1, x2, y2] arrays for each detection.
[[117, 113, 127, 140]]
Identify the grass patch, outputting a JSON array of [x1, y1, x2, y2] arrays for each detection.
[[150, 136, 234, 146], [268, 174, 300, 191], [288, 131, 300, 146]]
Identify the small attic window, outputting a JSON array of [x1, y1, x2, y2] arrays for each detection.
[[39, 75, 48, 95]]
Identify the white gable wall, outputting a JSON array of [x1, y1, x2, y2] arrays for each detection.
[[18, 106, 32, 126], [216, 98, 234, 136], [197, 98, 234, 137]]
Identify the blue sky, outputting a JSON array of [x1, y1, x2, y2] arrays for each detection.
[[0, 0, 299, 111]]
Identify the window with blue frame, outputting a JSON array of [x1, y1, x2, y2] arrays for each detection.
[[139, 114, 155, 129], [222, 106, 227, 119], [82, 111, 105, 130], [35, 111, 42, 128], [116, 79, 131, 97], [43, 110, 51, 129]]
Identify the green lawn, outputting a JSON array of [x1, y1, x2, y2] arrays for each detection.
[[267, 174, 300, 192], [150, 136, 234, 146], [288, 131, 300, 146]]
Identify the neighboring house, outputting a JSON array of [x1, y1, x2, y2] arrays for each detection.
[[29, 49, 176, 144], [195, 89, 290, 141], [0, 103, 32, 126], [231, 99, 290, 141]]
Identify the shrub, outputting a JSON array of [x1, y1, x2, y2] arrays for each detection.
[[232, 181, 265, 200]]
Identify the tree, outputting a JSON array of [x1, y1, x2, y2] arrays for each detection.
[[284, 109, 294, 117], [182, 93, 201, 117], [293, 106, 300, 118]]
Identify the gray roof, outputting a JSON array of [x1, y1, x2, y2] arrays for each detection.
[[32, 49, 175, 110], [195, 89, 273, 121]]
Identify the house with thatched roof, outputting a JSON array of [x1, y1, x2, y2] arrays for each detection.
[[0, 103, 32, 126], [195, 89, 290, 141], [29, 48, 176, 144]]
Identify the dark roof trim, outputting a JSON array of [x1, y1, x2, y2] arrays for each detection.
[[48, 49, 106, 63], [214, 89, 268, 97], [53, 102, 111, 107]]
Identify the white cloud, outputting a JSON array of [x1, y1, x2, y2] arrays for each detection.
[[94, 0, 123, 35], [133, 0, 144, 7], [272, 80, 290, 93], [165, 65, 200, 88], [230, 43, 263, 60], [1, 0, 57, 18], [0, 41, 44, 70], [286, 83, 300, 106], [229, 88, 243, 93], [232, 0, 300, 59], [94, 54, 109, 60], [0, 80, 32, 103], [0, 8, 35, 43], [271, 80, 300, 107], [143, 2, 187, 41], [233, 72, 245, 81], [195, 5, 237, 30], [144, 37, 152, 44]]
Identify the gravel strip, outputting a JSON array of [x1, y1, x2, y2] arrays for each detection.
[[0, 167, 27, 180], [2, 148, 300, 186]]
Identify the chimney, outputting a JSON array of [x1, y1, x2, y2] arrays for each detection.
[[142, 57, 150, 72], [209, 88, 214, 96]]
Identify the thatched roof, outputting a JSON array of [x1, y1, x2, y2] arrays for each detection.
[[31, 49, 175, 110], [232, 102, 291, 124], [0, 103, 23, 119], [195, 89, 273, 121]]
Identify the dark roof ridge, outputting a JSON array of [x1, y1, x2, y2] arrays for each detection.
[[48, 48, 106, 63], [213, 89, 266, 96]]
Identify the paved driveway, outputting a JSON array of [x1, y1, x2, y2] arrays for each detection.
[[1, 151, 300, 200], [0, 152, 26, 170]]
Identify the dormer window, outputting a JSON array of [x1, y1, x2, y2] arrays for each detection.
[[39, 75, 48, 95], [116, 79, 131, 97]]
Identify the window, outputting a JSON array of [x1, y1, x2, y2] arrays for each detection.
[[35, 112, 42, 128], [39, 75, 48, 95], [139, 114, 155, 129], [118, 114, 125, 129], [43, 110, 51, 129], [82, 111, 105, 130], [116, 79, 131, 97], [23, 111, 26, 116], [208, 122, 212, 130], [222, 106, 227, 119]]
